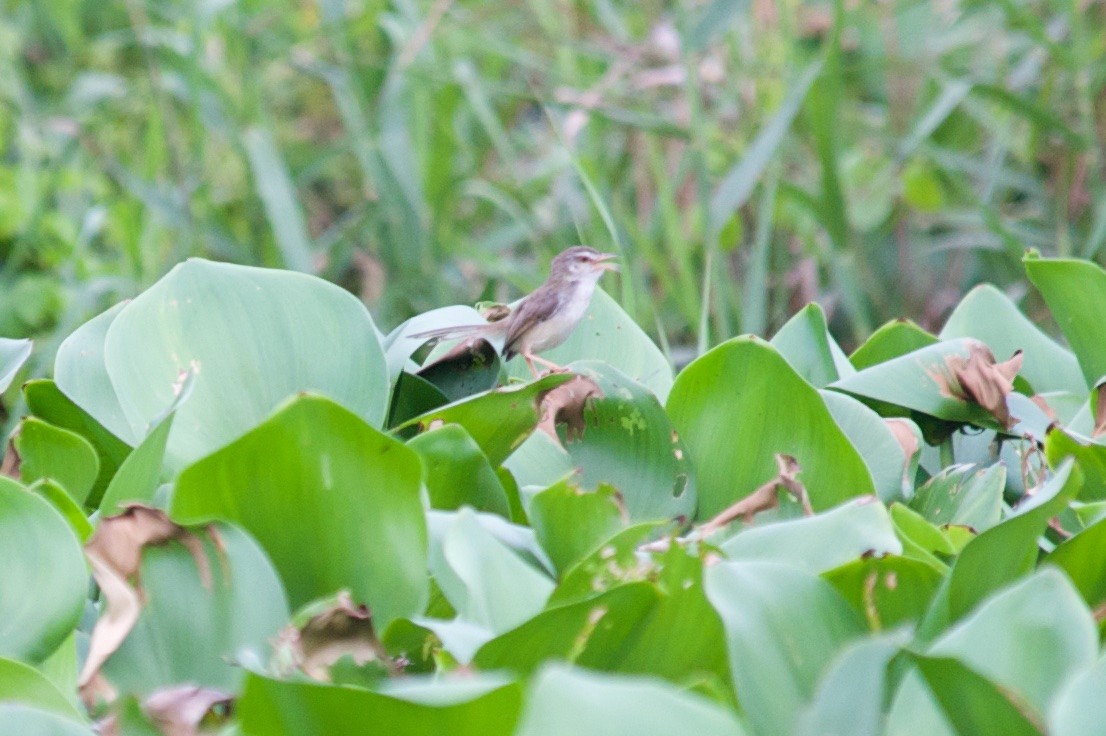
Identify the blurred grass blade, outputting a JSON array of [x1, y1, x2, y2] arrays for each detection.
[[242, 126, 314, 273]]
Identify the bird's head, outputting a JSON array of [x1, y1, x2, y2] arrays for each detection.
[[550, 246, 619, 284]]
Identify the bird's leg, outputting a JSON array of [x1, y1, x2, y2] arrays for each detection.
[[524, 354, 539, 378], [525, 351, 568, 374]]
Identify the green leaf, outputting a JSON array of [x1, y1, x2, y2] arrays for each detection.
[[1050, 653, 1106, 736], [15, 417, 99, 505], [0, 705, 95, 736], [1045, 427, 1106, 501], [100, 523, 289, 697], [397, 373, 574, 465], [668, 337, 875, 518], [939, 284, 1086, 395], [910, 463, 1005, 532], [242, 125, 314, 273], [529, 480, 626, 574], [29, 479, 93, 541], [0, 656, 84, 720], [95, 259, 387, 470], [821, 390, 909, 502], [23, 379, 131, 508], [918, 460, 1082, 639], [172, 394, 427, 626], [429, 508, 554, 634], [384, 305, 486, 381], [515, 664, 748, 736], [0, 477, 86, 663], [927, 568, 1097, 713], [555, 362, 695, 521], [503, 290, 674, 402], [97, 401, 177, 513], [720, 497, 901, 574], [824, 555, 945, 630], [387, 371, 450, 429], [770, 303, 854, 387], [407, 425, 511, 517], [831, 338, 1005, 427], [1024, 256, 1106, 386], [0, 337, 32, 393], [1044, 514, 1106, 613], [911, 656, 1045, 735], [705, 560, 866, 736], [238, 674, 523, 735], [793, 635, 904, 736], [849, 319, 938, 370]]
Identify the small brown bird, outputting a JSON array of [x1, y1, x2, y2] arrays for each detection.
[[411, 246, 618, 376]]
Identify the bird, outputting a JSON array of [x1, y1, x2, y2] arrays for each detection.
[[410, 246, 618, 377]]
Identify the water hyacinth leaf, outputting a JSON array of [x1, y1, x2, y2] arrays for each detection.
[[474, 583, 659, 675], [1045, 427, 1106, 501], [407, 425, 511, 517], [0, 657, 84, 720], [515, 664, 748, 736], [824, 555, 945, 630], [417, 338, 502, 403], [849, 319, 938, 370], [0, 477, 87, 663], [384, 305, 486, 381], [397, 372, 574, 465], [429, 508, 554, 634], [504, 290, 674, 401], [100, 524, 290, 697], [890, 502, 958, 570], [53, 302, 134, 445], [1044, 514, 1106, 614], [529, 480, 627, 574], [705, 560, 866, 736], [918, 460, 1081, 638], [1049, 654, 1106, 736], [0, 705, 95, 736], [503, 430, 575, 492], [1025, 256, 1106, 387], [0, 337, 32, 393], [831, 338, 1007, 427], [910, 463, 1005, 532], [548, 522, 664, 606], [720, 497, 901, 574], [910, 656, 1045, 736], [237, 673, 523, 736], [793, 636, 904, 736], [29, 479, 93, 541], [172, 395, 427, 626], [23, 379, 131, 508], [554, 362, 695, 521], [100, 259, 389, 470], [668, 337, 875, 518], [770, 302, 854, 387], [927, 568, 1097, 713], [15, 417, 99, 505], [821, 391, 907, 501], [939, 284, 1086, 395], [387, 371, 449, 429]]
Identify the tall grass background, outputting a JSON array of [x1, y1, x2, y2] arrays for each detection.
[[2, 0, 1104, 392]]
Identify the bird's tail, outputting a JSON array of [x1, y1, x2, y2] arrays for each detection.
[[406, 323, 498, 342]]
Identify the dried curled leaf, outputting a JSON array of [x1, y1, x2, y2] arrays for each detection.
[[100, 685, 233, 736], [699, 454, 812, 535], [931, 342, 1023, 428], [1093, 384, 1106, 439], [276, 591, 393, 681], [80, 505, 222, 707], [537, 375, 603, 444], [0, 436, 19, 479]]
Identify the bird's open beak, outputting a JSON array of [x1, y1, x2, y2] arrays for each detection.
[[596, 253, 619, 272]]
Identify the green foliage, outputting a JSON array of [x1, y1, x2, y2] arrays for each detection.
[[9, 204, 1106, 728]]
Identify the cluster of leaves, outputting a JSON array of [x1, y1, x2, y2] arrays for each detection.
[[3, 254, 1106, 734], [2, 0, 1104, 382]]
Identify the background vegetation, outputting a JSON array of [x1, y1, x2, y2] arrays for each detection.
[[4, 0, 1105, 379]]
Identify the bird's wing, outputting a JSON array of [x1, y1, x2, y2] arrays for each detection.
[[503, 288, 561, 359]]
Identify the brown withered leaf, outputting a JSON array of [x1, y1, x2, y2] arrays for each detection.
[[1030, 395, 1059, 424], [931, 342, 1023, 428], [885, 419, 920, 486], [699, 454, 812, 536], [79, 505, 222, 707], [100, 685, 233, 736], [0, 436, 19, 479], [277, 591, 392, 681], [537, 375, 603, 444]]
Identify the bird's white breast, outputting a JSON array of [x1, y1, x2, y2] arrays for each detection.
[[526, 279, 596, 352]]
